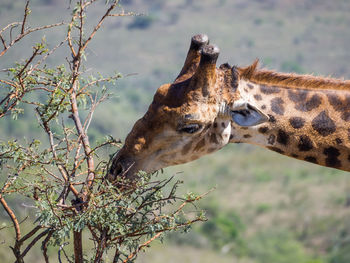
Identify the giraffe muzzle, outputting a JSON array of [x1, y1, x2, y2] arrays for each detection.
[[107, 153, 137, 182]]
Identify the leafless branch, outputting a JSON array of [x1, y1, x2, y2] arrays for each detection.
[[80, 1, 119, 54], [122, 232, 162, 263], [0, 176, 21, 253], [41, 231, 53, 263], [36, 108, 80, 198], [28, 37, 69, 75], [21, 1, 30, 35], [0, 21, 65, 57], [20, 229, 50, 258]]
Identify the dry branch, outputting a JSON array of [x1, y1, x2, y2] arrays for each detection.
[[0, 1, 207, 262]]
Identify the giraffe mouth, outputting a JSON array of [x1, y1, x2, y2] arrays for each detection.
[[107, 153, 137, 181]]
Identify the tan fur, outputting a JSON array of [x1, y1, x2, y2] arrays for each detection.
[[238, 60, 350, 91], [109, 35, 350, 180]]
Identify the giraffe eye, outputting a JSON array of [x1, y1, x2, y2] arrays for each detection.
[[178, 123, 202, 134]]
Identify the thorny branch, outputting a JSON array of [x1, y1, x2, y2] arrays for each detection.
[[0, 1, 208, 262], [0, 20, 65, 57]]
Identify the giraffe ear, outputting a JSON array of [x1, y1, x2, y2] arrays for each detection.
[[231, 102, 268, 127]]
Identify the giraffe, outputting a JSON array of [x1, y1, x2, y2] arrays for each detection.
[[108, 34, 350, 181]]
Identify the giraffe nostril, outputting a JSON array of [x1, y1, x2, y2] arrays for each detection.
[[115, 162, 124, 176]]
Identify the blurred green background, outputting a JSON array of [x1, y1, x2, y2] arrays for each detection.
[[1, 0, 350, 262]]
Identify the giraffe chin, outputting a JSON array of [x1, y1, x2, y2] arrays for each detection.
[[107, 149, 163, 182], [107, 151, 139, 182]]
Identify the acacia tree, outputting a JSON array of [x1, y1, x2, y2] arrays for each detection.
[[0, 1, 207, 262]]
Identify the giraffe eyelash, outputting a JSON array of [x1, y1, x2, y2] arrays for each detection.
[[177, 123, 203, 134]]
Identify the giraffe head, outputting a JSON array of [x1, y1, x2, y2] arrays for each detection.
[[108, 34, 268, 180]]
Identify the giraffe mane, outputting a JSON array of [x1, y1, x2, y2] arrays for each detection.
[[237, 59, 350, 91]]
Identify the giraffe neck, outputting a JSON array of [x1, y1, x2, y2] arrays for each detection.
[[233, 79, 350, 172]]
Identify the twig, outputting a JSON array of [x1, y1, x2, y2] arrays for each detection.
[[77, 75, 121, 96], [17, 46, 41, 78], [28, 37, 68, 75], [19, 226, 42, 244], [0, 196, 21, 244], [20, 229, 50, 258], [83, 92, 109, 133], [36, 108, 80, 198], [0, 176, 22, 260], [58, 242, 71, 263], [80, 1, 119, 54], [0, 22, 65, 57], [0, 34, 6, 49], [113, 247, 120, 263], [0, 22, 22, 36], [21, 1, 30, 35], [41, 230, 53, 263], [174, 188, 215, 215], [94, 229, 107, 263], [122, 232, 162, 263]]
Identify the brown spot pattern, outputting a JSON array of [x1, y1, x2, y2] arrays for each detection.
[[277, 129, 289, 145], [288, 90, 321, 112], [304, 156, 318, 164], [268, 115, 276, 123], [297, 94, 322, 112], [323, 147, 341, 168], [311, 111, 336, 136], [298, 135, 313, 151], [271, 97, 285, 115], [247, 84, 254, 89], [260, 85, 281, 94], [254, 94, 262, 101], [327, 93, 350, 121], [288, 89, 309, 103], [258, 126, 269, 133], [335, 138, 343, 145], [289, 117, 305, 129], [268, 146, 284, 154]]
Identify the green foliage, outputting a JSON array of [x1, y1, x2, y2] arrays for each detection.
[[0, 1, 207, 262], [247, 230, 321, 263], [32, 173, 206, 260], [2, 0, 350, 262], [198, 201, 246, 255], [255, 203, 271, 214], [328, 224, 350, 263]]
